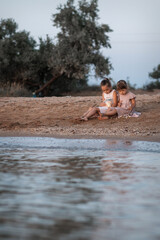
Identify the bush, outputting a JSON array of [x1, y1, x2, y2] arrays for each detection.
[[143, 80, 160, 91], [0, 82, 32, 97]]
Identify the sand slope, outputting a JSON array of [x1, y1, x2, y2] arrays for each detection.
[[0, 94, 160, 141]]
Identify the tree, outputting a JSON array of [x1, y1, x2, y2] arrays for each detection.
[[0, 18, 54, 94], [35, 0, 112, 95], [0, 0, 113, 96], [149, 64, 160, 81], [149, 64, 160, 89], [143, 64, 160, 90], [0, 18, 37, 86], [28, 35, 55, 95]]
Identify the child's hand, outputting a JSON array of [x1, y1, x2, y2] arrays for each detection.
[[98, 113, 102, 120], [127, 106, 133, 111], [118, 101, 122, 107], [105, 100, 112, 108], [99, 102, 106, 107]]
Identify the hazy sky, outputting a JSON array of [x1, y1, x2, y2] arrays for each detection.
[[0, 0, 160, 87]]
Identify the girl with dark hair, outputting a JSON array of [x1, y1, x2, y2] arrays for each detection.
[[80, 78, 117, 121]]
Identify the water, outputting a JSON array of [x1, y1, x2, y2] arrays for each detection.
[[0, 137, 160, 240]]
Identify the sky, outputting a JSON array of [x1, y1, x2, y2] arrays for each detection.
[[0, 0, 160, 88]]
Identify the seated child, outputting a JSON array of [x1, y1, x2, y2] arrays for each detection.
[[80, 78, 118, 121]]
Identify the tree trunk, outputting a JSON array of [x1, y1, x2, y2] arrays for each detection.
[[35, 74, 61, 95]]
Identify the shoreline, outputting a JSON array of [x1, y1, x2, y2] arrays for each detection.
[[0, 130, 160, 142]]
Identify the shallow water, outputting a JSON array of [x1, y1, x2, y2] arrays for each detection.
[[0, 137, 160, 240]]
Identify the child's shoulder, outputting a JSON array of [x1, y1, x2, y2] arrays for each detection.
[[127, 91, 136, 99], [102, 89, 116, 96], [110, 89, 116, 95]]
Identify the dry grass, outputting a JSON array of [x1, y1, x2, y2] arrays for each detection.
[[0, 82, 32, 97]]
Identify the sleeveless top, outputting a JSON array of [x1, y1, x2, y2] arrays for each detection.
[[103, 89, 116, 107]]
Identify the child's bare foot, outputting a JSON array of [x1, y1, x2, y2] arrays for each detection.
[[80, 117, 88, 121], [75, 116, 89, 121]]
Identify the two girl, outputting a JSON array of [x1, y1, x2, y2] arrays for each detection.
[[80, 79, 140, 121]]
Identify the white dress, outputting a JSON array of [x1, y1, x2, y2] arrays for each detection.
[[103, 90, 116, 106], [98, 90, 116, 114]]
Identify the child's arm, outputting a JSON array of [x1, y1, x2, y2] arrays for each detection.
[[102, 92, 105, 102], [118, 100, 122, 107], [112, 91, 118, 107], [99, 93, 106, 107], [128, 98, 136, 110]]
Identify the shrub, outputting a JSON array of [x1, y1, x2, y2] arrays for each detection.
[[143, 80, 160, 91], [0, 82, 32, 97]]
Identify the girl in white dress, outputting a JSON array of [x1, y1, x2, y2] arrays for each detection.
[[80, 78, 117, 121]]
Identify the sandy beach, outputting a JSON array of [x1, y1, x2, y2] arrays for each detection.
[[0, 92, 160, 142]]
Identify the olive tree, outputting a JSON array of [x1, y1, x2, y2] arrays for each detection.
[[35, 0, 112, 95]]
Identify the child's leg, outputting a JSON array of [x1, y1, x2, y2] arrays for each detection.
[[98, 108, 117, 120], [98, 115, 109, 120], [82, 107, 99, 120], [99, 102, 106, 107], [105, 108, 117, 116], [81, 107, 93, 118]]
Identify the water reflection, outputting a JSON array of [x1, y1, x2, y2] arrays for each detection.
[[0, 137, 160, 240]]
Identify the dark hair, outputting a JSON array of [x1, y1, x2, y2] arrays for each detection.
[[101, 78, 111, 88], [117, 80, 127, 90]]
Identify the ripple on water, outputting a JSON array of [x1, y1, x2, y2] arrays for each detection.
[[0, 137, 160, 240]]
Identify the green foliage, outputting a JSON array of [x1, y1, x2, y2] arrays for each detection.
[[0, 18, 17, 38], [143, 64, 160, 90], [30, 36, 54, 88], [0, 18, 54, 93], [48, 75, 88, 96], [143, 80, 160, 91], [50, 0, 112, 79], [0, 0, 113, 96], [0, 18, 37, 86], [149, 64, 160, 80]]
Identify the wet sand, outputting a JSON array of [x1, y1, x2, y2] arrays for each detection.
[[0, 93, 160, 142]]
